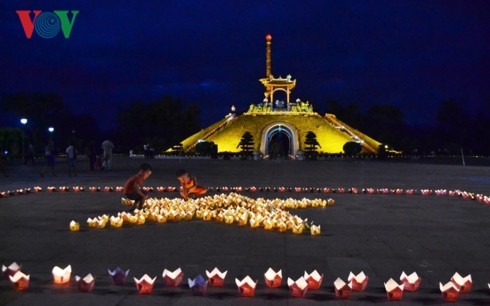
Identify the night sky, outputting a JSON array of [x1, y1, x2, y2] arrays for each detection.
[[1, 0, 489, 130]]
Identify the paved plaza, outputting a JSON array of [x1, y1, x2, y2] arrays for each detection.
[[0, 156, 489, 305]]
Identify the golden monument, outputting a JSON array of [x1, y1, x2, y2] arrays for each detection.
[[170, 34, 382, 158]]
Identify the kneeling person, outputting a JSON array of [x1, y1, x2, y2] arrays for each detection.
[[176, 169, 207, 201], [123, 163, 152, 211]]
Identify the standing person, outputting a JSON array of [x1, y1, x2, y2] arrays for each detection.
[[0, 153, 8, 177], [176, 169, 207, 201], [24, 143, 35, 166], [40, 140, 56, 177], [85, 142, 96, 171], [66, 142, 77, 177], [101, 139, 114, 170], [123, 163, 153, 211]]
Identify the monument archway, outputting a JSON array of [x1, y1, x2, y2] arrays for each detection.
[[260, 123, 299, 159]]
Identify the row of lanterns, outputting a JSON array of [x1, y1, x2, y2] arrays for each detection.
[[2, 263, 484, 302], [72, 193, 330, 235], [1, 185, 489, 206]]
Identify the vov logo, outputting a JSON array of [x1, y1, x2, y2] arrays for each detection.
[[16, 10, 79, 39]]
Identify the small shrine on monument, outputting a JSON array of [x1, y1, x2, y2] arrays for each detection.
[[169, 34, 382, 159]]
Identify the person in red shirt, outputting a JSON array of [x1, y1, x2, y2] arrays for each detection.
[[176, 169, 207, 201], [123, 163, 152, 211]]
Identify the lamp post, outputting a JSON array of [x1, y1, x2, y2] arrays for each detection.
[[48, 127, 55, 146], [20, 118, 28, 158]]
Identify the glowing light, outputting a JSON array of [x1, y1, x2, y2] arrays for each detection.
[[188, 274, 208, 296], [451, 272, 472, 293], [334, 277, 352, 299], [235, 276, 257, 297], [69, 220, 80, 232], [108, 267, 130, 285], [134, 274, 156, 294], [162, 268, 184, 287], [52, 265, 72, 284], [400, 271, 421, 292], [206, 267, 227, 287], [384, 278, 404, 301], [348, 271, 368, 291], [264, 268, 282, 288], [9, 271, 30, 291], [440, 281, 460, 302], [287, 276, 309, 298], [76, 274, 95, 292], [304, 270, 323, 290]]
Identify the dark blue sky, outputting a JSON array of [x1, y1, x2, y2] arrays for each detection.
[[1, 0, 489, 130]]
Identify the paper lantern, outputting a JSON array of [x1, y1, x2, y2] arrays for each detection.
[[134, 274, 156, 294], [9, 271, 30, 291], [87, 218, 98, 228], [69, 220, 80, 232], [121, 197, 134, 206], [264, 268, 282, 288], [235, 276, 257, 297], [206, 267, 227, 287], [52, 265, 72, 284], [76, 274, 95, 292], [440, 281, 460, 302], [162, 268, 184, 287], [291, 223, 304, 234], [110, 216, 123, 228], [334, 277, 351, 299], [95, 218, 107, 229], [400, 271, 421, 292], [287, 277, 308, 298], [451, 272, 472, 293], [188, 274, 208, 296], [263, 218, 274, 230], [384, 278, 404, 301], [304, 270, 323, 290], [310, 224, 321, 235], [2, 262, 21, 278], [108, 267, 130, 285], [348, 271, 368, 291]]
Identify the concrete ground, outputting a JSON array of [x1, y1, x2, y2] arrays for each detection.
[[0, 156, 489, 305]]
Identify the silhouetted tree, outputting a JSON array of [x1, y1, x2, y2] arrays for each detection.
[[343, 141, 362, 157], [364, 104, 404, 148], [115, 95, 201, 153], [237, 131, 254, 156], [435, 99, 470, 154], [2, 93, 101, 155], [304, 131, 320, 160], [326, 100, 364, 128]]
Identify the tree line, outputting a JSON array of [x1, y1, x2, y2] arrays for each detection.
[[323, 99, 490, 156], [0, 93, 200, 157]]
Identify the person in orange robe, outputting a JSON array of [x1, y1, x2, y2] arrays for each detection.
[[176, 169, 207, 201]]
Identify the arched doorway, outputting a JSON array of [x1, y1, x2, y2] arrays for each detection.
[[268, 131, 290, 159], [262, 124, 298, 159]]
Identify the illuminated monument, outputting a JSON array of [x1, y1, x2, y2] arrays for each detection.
[[171, 35, 382, 158]]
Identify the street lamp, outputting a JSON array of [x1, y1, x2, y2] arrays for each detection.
[[48, 127, 55, 145], [20, 118, 28, 158]]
